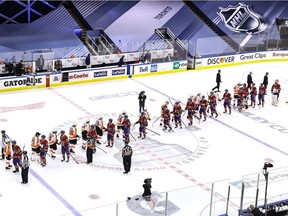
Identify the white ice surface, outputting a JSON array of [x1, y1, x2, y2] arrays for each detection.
[[1, 62, 288, 216]]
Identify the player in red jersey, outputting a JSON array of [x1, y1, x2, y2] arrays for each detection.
[[258, 83, 266, 107], [172, 101, 183, 128], [122, 114, 131, 143], [222, 89, 232, 114], [250, 83, 257, 108], [12, 140, 22, 173], [208, 91, 218, 118], [162, 105, 172, 131], [199, 95, 208, 121], [271, 79, 281, 106], [185, 97, 198, 125], [135, 112, 148, 139], [106, 118, 116, 147], [60, 130, 69, 162], [40, 135, 48, 167]]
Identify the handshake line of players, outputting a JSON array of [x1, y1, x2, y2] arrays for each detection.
[[158, 80, 281, 129]]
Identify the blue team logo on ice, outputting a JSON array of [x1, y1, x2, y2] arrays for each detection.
[[150, 64, 158, 72], [217, 3, 266, 34]]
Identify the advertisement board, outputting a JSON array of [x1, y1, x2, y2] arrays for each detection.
[[133, 60, 187, 74], [67, 66, 127, 83]]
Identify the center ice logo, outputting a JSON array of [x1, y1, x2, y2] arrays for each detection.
[[217, 3, 265, 34]]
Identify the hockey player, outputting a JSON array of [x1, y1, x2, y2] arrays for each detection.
[[81, 120, 91, 149], [1, 130, 10, 160], [122, 114, 131, 143], [222, 89, 232, 114], [193, 93, 201, 110], [106, 118, 116, 147], [199, 95, 208, 121], [185, 97, 198, 125], [39, 135, 48, 166], [48, 130, 57, 158], [69, 123, 78, 153], [271, 79, 281, 106], [12, 140, 22, 173], [162, 105, 172, 131], [60, 130, 69, 162], [258, 83, 266, 107], [172, 101, 183, 128], [208, 91, 218, 118], [134, 112, 148, 139], [95, 116, 105, 144], [233, 82, 241, 107], [116, 110, 126, 138], [89, 124, 97, 143], [4, 139, 12, 170], [160, 101, 169, 126], [31, 132, 41, 162], [250, 83, 257, 108]]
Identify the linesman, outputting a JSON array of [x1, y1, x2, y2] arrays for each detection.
[[122, 140, 133, 174]]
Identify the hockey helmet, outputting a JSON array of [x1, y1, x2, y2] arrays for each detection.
[[122, 110, 127, 114], [124, 114, 128, 119], [12, 140, 16, 145], [188, 97, 192, 102], [52, 129, 57, 133], [225, 89, 228, 92], [165, 101, 169, 105], [91, 125, 95, 129], [86, 119, 90, 123], [1, 130, 5, 133], [60, 130, 65, 134], [41, 135, 46, 139], [175, 101, 179, 105], [72, 122, 77, 126], [141, 112, 145, 115], [163, 105, 167, 109], [35, 132, 40, 136], [202, 95, 205, 98], [210, 91, 214, 94], [109, 118, 113, 122], [23, 151, 27, 155], [98, 116, 103, 120], [275, 79, 279, 83]]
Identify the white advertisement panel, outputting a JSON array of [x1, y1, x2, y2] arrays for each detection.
[[68, 67, 127, 82], [197, 51, 288, 69], [103, 54, 117, 64], [126, 52, 140, 62], [63, 58, 80, 68], [0, 74, 46, 90], [91, 55, 104, 65], [133, 60, 187, 74]]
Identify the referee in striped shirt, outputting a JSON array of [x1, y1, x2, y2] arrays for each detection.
[[122, 140, 133, 174]]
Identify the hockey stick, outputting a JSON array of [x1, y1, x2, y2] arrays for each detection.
[[152, 115, 161, 127], [168, 98, 174, 107], [129, 131, 137, 141], [146, 127, 161, 136], [69, 152, 79, 164], [96, 145, 107, 153], [181, 119, 188, 128]]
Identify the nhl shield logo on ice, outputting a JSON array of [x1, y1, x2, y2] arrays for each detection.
[[217, 3, 266, 34]]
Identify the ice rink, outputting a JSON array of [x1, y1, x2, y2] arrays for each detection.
[[1, 61, 288, 216]]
